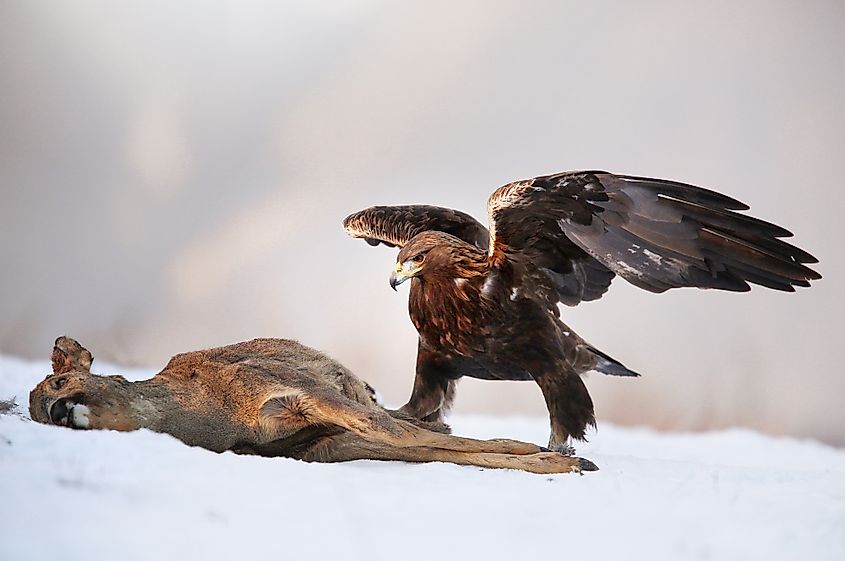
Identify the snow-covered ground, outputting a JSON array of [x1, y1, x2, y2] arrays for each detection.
[[1, 354, 844, 561]]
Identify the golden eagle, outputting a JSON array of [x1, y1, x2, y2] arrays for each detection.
[[343, 171, 820, 452]]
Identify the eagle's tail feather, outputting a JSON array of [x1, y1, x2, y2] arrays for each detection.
[[588, 345, 641, 377]]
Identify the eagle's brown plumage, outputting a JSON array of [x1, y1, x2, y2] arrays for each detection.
[[343, 170, 821, 451]]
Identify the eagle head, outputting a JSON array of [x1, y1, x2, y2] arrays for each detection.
[[389, 231, 486, 290]]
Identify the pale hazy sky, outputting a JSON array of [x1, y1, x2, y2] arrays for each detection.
[[2, 1, 843, 444]]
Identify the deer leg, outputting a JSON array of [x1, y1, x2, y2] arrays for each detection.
[[261, 388, 543, 455], [298, 432, 597, 474], [322, 394, 545, 455]]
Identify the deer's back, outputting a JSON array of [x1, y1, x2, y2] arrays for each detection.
[[156, 338, 376, 412]]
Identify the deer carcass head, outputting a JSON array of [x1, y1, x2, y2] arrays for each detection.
[[29, 336, 147, 432]]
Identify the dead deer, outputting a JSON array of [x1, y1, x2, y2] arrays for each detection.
[[29, 337, 598, 474]]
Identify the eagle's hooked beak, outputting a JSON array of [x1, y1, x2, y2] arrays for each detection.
[[389, 261, 417, 291]]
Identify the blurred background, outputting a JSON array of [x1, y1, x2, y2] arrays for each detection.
[[2, 1, 843, 444]]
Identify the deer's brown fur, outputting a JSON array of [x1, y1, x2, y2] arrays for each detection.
[[29, 337, 597, 474]]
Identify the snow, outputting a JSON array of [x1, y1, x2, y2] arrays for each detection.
[[1, 354, 844, 561]]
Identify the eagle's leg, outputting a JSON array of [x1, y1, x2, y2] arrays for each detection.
[[533, 367, 596, 455], [297, 432, 596, 474], [397, 377, 456, 423], [397, 343, 459, 422]]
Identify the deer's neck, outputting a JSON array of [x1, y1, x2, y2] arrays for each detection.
[[120, 378, 170, 430]]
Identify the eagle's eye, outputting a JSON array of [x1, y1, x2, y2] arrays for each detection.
[[412, 254, 425, 264]]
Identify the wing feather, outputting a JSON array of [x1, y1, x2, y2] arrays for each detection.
[[343, 205, 488, 250], [487, 171, 820, 296]]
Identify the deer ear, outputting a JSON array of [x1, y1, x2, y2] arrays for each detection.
[[51, 336, 93, 375]]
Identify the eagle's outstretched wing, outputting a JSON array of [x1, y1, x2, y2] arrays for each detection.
[[487, 171, 821, 295], [343, 203, 613, 305], [343, 205, 489, 249]]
